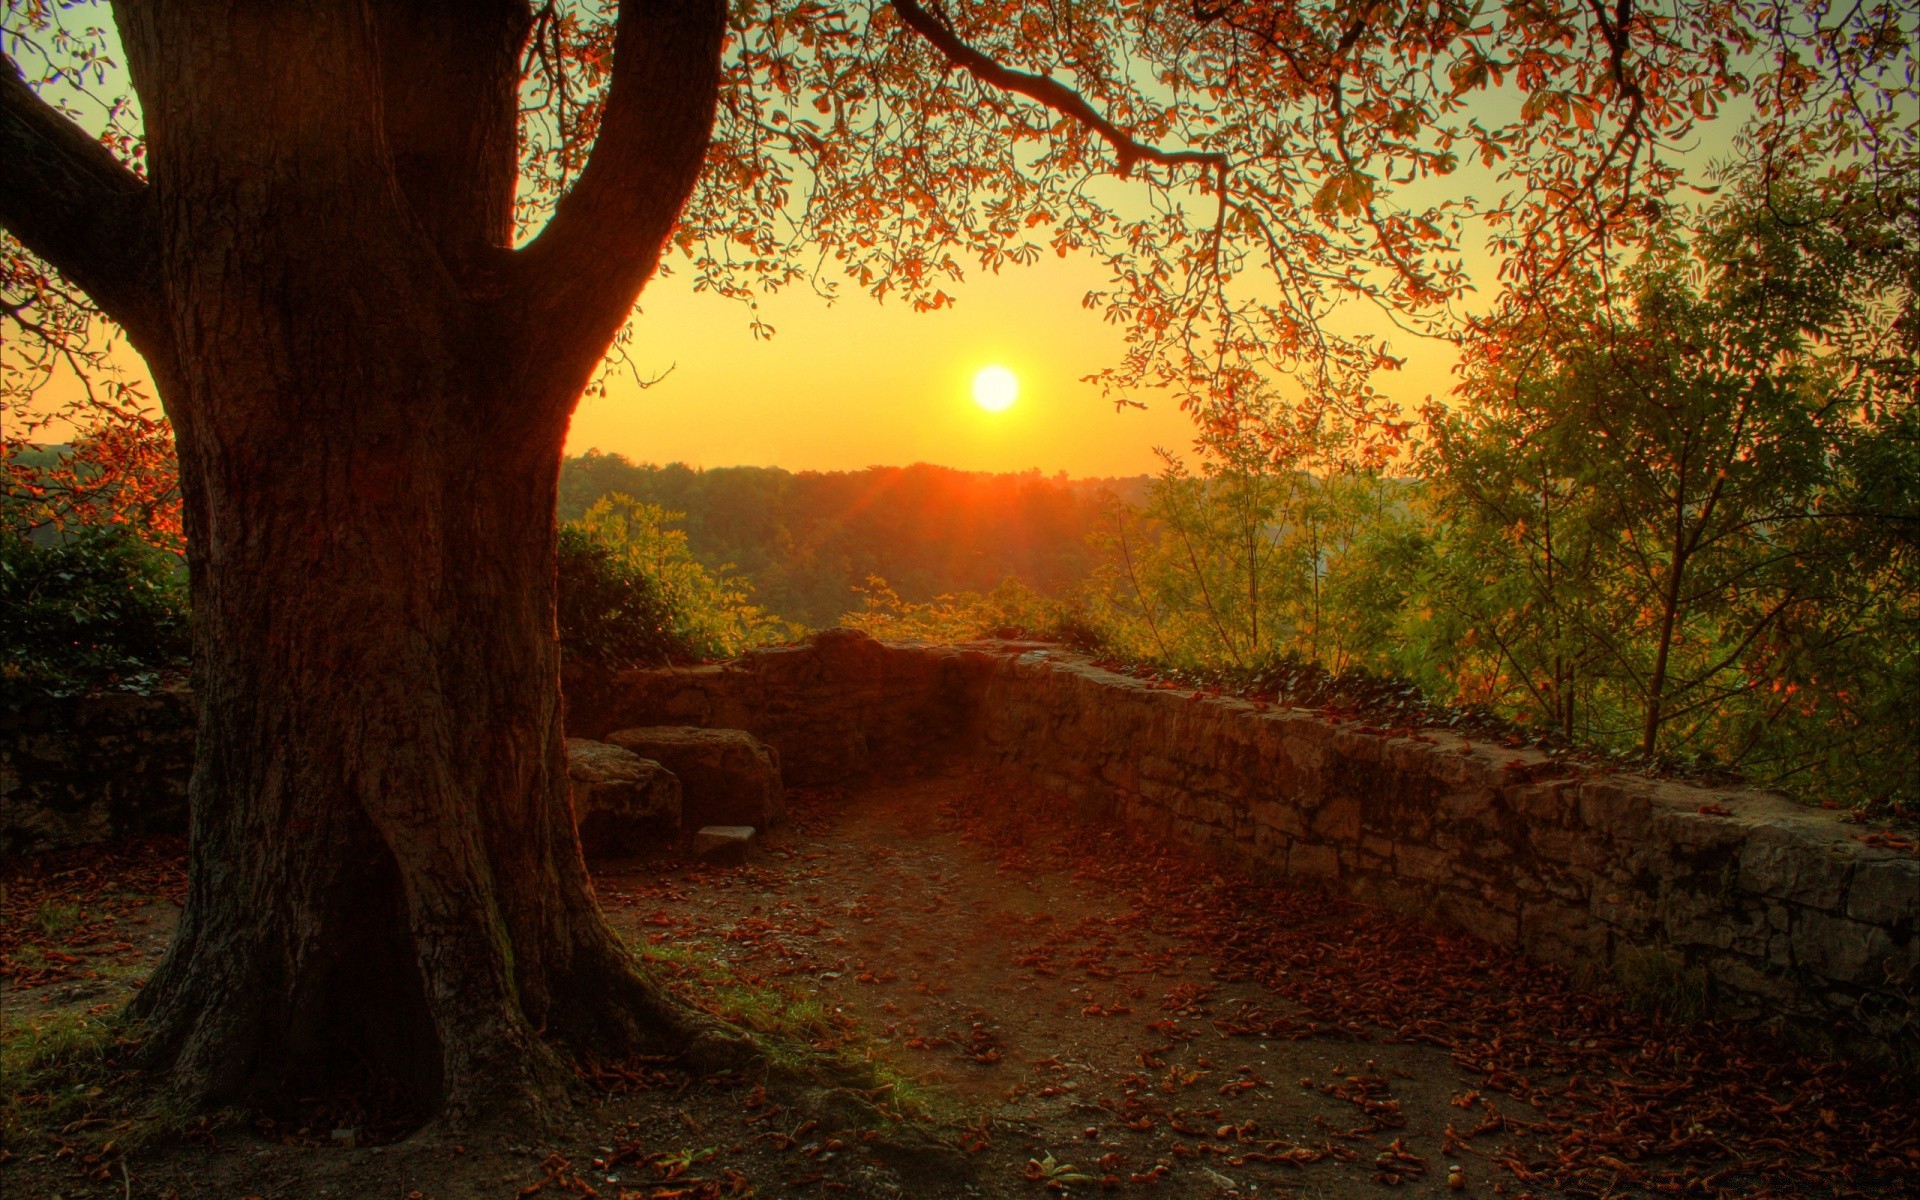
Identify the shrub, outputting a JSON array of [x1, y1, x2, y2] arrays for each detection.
[[558, 497, 792, 665], [0, 525, 190, 703], [556, 524, 685, 666], [841, 575, 1094, 645]]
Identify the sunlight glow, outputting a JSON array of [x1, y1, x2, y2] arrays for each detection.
[[972, 365, 1020, 412]]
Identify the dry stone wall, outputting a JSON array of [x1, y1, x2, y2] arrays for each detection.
[[572, 633, 1919, 1067], [6, 634, 1911, 1065], [1, 688, 195, 855]]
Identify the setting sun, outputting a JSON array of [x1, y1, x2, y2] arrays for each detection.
[[971, 364, 1020, 412]]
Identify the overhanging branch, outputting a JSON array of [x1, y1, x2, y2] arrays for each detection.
[[0, 55, 161, 344], [889, 0, 1227, 178]]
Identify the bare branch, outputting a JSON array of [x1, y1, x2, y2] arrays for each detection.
[[889, 0, 1227, 177]]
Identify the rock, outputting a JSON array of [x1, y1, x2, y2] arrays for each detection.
[[694, 824, 755, 864], [605, 726, 785, 829], [565, 738, 681, 857]]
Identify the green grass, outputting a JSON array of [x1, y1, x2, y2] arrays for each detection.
[[1612, 945, 1711, 1024], [0, 1006, 203, 1161], [34, 902, 86, 936], [633, 937, 941, 1122], [1, 1007, 129, 1149]]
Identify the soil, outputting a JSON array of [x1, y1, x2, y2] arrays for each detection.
[[4, 770, 1915, 1200]]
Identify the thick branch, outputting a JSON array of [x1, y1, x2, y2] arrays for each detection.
[[0, 55, 160, 342], [510, 0, 727, 400], [889, 0, 1227, 177], [374, 0, 532, 276]]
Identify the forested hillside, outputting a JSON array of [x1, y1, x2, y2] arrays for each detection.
[[558, 453, 1148, 627]]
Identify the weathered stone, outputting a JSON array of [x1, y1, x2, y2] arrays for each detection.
[[565, 738, 681, 857], [1522, 900, 1606, 966], [1437, 890, 1519, 946], [1, 688, 196, 855], [1577, 779, 1656, 839], [1438, 789, 1495, 822], [1288, 842, 1340, 881], [1738, 823, 1853, 910], [694, 824, 755, 864], [1847, 858, 1920, 927], [1792, 910, 1893, 983], [1311, 795, 1361, 841], [570, 637, 1920, 1061], [1392, 841, 1450, 884], [607, 726, 784, 829]]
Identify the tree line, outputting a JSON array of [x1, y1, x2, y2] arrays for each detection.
[[559, 456, 1145, 629]]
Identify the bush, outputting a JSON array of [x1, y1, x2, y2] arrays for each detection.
[[841, 575, 1095, 645], [555, 524, 686, 666], [558, 498, 793, 665], [0, 525, 190, 703]]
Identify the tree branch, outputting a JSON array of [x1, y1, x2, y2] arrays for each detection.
[[0, 54, 161, 343], [509, 0, 727, 400], [889, 0, 1227, 177]]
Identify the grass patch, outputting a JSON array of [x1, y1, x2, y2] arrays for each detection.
[[34, 901, 85, 936], [0, 1006, 199, 1172], [2, 1006, 130, 1149], [633, 938, 941, 1122], [1613, 945, 1711, 1024]]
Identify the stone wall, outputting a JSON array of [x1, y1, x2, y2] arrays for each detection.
[[578, 633, 1919, 1066], [7, 634, 1912, 1065], [1, 688, 196, 856], [565, 628, 995, 785]]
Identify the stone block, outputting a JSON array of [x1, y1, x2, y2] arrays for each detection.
[[566, 738, 682, 856], [607, 725, 784, 829], [1577, 779, 1655, 839], [1521, 900, 1605, 966], [1311, 795, 1361, 841], [1251, 798, 1309, 839], [1393, 841, 1451, 884], [1738, 823, 1853, 910], [1847, 858, 1920, 927], [1791, 910, 1894, 984], [1437, 890, 1519, 946], [1504, 781, 1573, 823], [1289, 842, 1340, 881], [694, 824, 755, 864], [1438, 789, 1495, 823]]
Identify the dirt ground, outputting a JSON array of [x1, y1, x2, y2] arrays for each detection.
[[4, 770, 1916, 1200]]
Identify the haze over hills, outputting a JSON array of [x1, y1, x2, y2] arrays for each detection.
[[559, 451, 1150, 628]]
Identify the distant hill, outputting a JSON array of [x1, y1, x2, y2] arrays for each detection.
[[559, 452, 1150, 628]]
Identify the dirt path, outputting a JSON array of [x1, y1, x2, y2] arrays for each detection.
[[596, 772, 1511, 1198], [4, 771, 1915, 1199]]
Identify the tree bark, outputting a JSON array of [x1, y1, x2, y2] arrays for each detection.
[[2, 0, 728, 1126]]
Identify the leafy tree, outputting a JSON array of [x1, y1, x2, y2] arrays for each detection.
[[841, 574, 1069, 642], [555, 524, 681, 667], [1085, 455, 1418, 672], [1429, 182, 1910, 758], [0, 0, 1905, 1126]]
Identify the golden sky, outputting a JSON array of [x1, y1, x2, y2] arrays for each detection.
[[574, 250, 1463, 478]]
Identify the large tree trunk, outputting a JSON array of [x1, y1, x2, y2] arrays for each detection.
[[131, 379, 707, 1122], [49, 0, 737, 1126]]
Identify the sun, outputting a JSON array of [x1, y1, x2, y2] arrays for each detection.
[[972, 365, 1020, 412]]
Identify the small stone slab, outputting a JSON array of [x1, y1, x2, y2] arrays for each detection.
[[694, 824, 755, 864]]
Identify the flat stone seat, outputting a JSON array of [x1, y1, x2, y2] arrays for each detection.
[[606, 726, 784, 829]]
